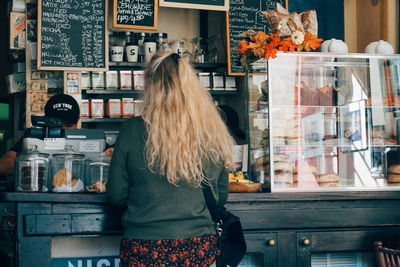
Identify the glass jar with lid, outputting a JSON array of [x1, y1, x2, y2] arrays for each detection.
[[15, 151, 50, 192], [137, 32, 149, 62], [85, 154, 111, 193], [152, 32, 168, 50], [51, 151, 85, 192]]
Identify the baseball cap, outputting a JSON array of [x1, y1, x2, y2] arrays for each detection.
[[44, 94, 80, 125]]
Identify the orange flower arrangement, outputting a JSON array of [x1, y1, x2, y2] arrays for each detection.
[[238, 30, 323, 70]]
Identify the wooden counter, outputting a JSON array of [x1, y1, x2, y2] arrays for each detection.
[[2, 191, 400, 266]]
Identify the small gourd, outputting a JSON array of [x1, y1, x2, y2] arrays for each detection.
[[320, 38, 348, 53], [364, 40, 394, 54]]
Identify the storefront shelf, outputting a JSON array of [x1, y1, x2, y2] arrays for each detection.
[[81, 118, 127, 123], [108, 62, 226, 70]]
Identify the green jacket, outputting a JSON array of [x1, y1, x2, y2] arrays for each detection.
[[107, 117, 229, 239]]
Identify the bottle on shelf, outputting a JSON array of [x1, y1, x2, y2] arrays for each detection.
[[137, 32, 148, 62], [110, 32, 125, 62], [152, 32, 168, 51], [125, 33, 139, 63]]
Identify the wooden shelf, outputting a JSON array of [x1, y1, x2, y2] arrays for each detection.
[[83, 89, 142, 95], [82, 118, 128, 123], [209, 90, 238, 95], [108, 62, 226, 70], [83, 89, 237, 95]]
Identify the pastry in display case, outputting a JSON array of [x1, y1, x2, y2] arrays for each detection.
[[86, 154, 110, 193], [51, 151, 85, 192], [247, 52, 400, 192]]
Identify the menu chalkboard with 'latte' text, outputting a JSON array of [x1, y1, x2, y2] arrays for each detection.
[[113, 0, 158, 30], [226, 0, 287, 75], [37, 0, 108, 71]]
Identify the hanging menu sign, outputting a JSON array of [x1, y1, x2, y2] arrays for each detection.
[[38, 0, 108, 71], [226, 0, 286, 75], [113, 0, 158, 30]]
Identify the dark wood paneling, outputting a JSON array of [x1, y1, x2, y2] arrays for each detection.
[[17, 237, 51, 267], [278, 232, 297, 267], [24, 213, 122, 236], [306, 230, 387, 252], [245, 232, 278, 266], [24, 214, 71, 235], [52, 203, 115, 214], [0, 192, 109, 203], [71, 214, 122, 234], [297, 233, 312, 267], [388, 228, 400, 249], [3, 191, 400, 204], [234, 208, 400, 230]]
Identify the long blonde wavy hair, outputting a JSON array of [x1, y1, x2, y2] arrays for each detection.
[[142, 51, 234, 187]]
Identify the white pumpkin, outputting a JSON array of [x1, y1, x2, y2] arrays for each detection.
[[320, 38, 348, 53], [364, 40, 394, 54]]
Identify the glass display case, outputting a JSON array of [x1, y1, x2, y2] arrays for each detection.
[[248, 52, 400, 192]]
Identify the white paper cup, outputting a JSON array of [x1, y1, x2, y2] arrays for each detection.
[[110, 46, 124, 62], [144, 42, 156, 62], [126, 45, 139, 62]]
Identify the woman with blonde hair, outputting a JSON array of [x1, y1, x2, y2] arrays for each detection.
[[107, 51, 234, 266]]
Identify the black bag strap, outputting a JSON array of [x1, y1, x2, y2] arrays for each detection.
[[201, 181, 221, 223]]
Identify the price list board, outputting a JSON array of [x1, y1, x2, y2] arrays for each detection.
[[226, 0, 286, 75], [38, 0, 108, 71], [113, 0, 158, 30]]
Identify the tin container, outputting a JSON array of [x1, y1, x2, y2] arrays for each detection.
[[108, 99, 121, 118], [119, 70, 133, 90], [91, 99, 104, 118], [122, 98, 135, 117], [105, 71, 119, 90], [133, 70, 144, 90]]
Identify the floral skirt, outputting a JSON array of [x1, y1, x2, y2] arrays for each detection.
[[120, 234, 219, 267]]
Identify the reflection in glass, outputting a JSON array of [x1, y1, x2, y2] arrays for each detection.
[[247, 53, 400, 191]]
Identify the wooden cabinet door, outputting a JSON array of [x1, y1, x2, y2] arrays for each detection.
[[388, 228, 400, 249], [243, 232, 278, 267], [296, 229, 387, 267]]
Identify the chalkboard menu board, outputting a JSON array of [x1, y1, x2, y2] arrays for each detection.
[[226, 0, 286, 75], [113, 0, 158, 30], [37, 0, 108, 71], [289, 0, 344, 41], [159, 0, 228, 11]]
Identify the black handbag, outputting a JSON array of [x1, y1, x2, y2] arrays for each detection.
[[201, 182, 247, 267]]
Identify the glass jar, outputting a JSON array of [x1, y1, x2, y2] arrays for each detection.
[[85, 155, 111, 193], [15, 151, 50, 192], [152, 32, 168, 50], [137, 32, 149, 62], [51, 152, 85, 192], [108, 31, 117, 47]]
